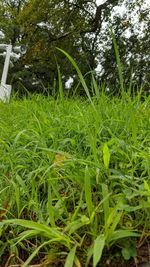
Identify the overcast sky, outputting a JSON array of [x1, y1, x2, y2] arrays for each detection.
[[96, 0, 150, 7]]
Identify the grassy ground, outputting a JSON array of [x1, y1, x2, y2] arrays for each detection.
[[0, 92, 149, 267]]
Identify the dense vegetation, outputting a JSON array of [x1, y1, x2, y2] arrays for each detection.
[[0, 88, 149, 266], [0, 1, 149, 266]]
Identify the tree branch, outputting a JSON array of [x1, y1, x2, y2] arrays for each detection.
[[80, 0, 119, 34]]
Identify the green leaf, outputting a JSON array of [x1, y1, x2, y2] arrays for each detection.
[[110, 28, 124, 92], [107, 210, 122, 238], [48, 180, 55, 227], [56, 47, 96, 111], [65, 217, 90, 235], [122, 247, 131, 260], [22, 241, 49, 267], [103, 143, 110, 169], [57, 63, 64, 101], [14, 230, 40, 245], [129, 246, 137, 258], [93, 234, 105, 267], [84, 166, 94, 217], [64, 245, 77, 267], [102, 184, 110, 226], [122, 246, 137, 260], [1, 219, 69, 243], [109, 230, 140, 243], [144, 180, 150, 202], [144, 180, 150, 193]]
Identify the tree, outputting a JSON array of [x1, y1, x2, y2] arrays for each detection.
[[98, 0, 150, 92], [0, 0, 122, 93], [0, 0, 150, 94]]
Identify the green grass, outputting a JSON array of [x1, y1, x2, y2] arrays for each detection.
[[0, 36, 149, 266], [0, 90, 149, 266]]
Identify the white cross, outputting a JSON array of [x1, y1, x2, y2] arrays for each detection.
[[0, 44, 26, 102]]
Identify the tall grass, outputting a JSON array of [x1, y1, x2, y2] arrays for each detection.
[[0, 88, 149, 266], [0, 43, 149, 266], [110, 28, 124, 93]]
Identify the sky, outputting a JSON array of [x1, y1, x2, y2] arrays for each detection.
[[96, 0, 107, 4], [96, 0, 150, 7]]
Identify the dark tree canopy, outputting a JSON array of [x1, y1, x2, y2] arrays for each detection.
[[0, 0, 149, 94]]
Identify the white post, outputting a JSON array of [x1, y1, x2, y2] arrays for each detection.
[[0, 44, 26, 102], [1, 45, 12, 84], [0, 44, 12, 102]]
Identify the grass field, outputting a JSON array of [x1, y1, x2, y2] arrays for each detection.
[[0, 90, 149, 266]]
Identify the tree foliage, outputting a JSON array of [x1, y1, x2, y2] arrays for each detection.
[[0, 0, 150, 94], [99, 0, 150, 92]]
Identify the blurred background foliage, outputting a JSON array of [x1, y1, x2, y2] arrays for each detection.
[[0, 0, 150, 95]]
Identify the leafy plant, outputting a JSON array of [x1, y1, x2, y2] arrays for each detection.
[[0, 72, 149, 266]]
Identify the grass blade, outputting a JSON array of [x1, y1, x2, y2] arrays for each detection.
[[103, 143, 110, 169], [57, 63, 64, 101], [110, 28, 124, 92], [48, 180, 55, 227], [110, 230, 140, 243], [84, 166, 94, 217], [93, 234, 105, 267], [1, 219, 66, 240], [102, 184, 110, 227], [64, 245, 77, 267], [56, 48, 94, 107]]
